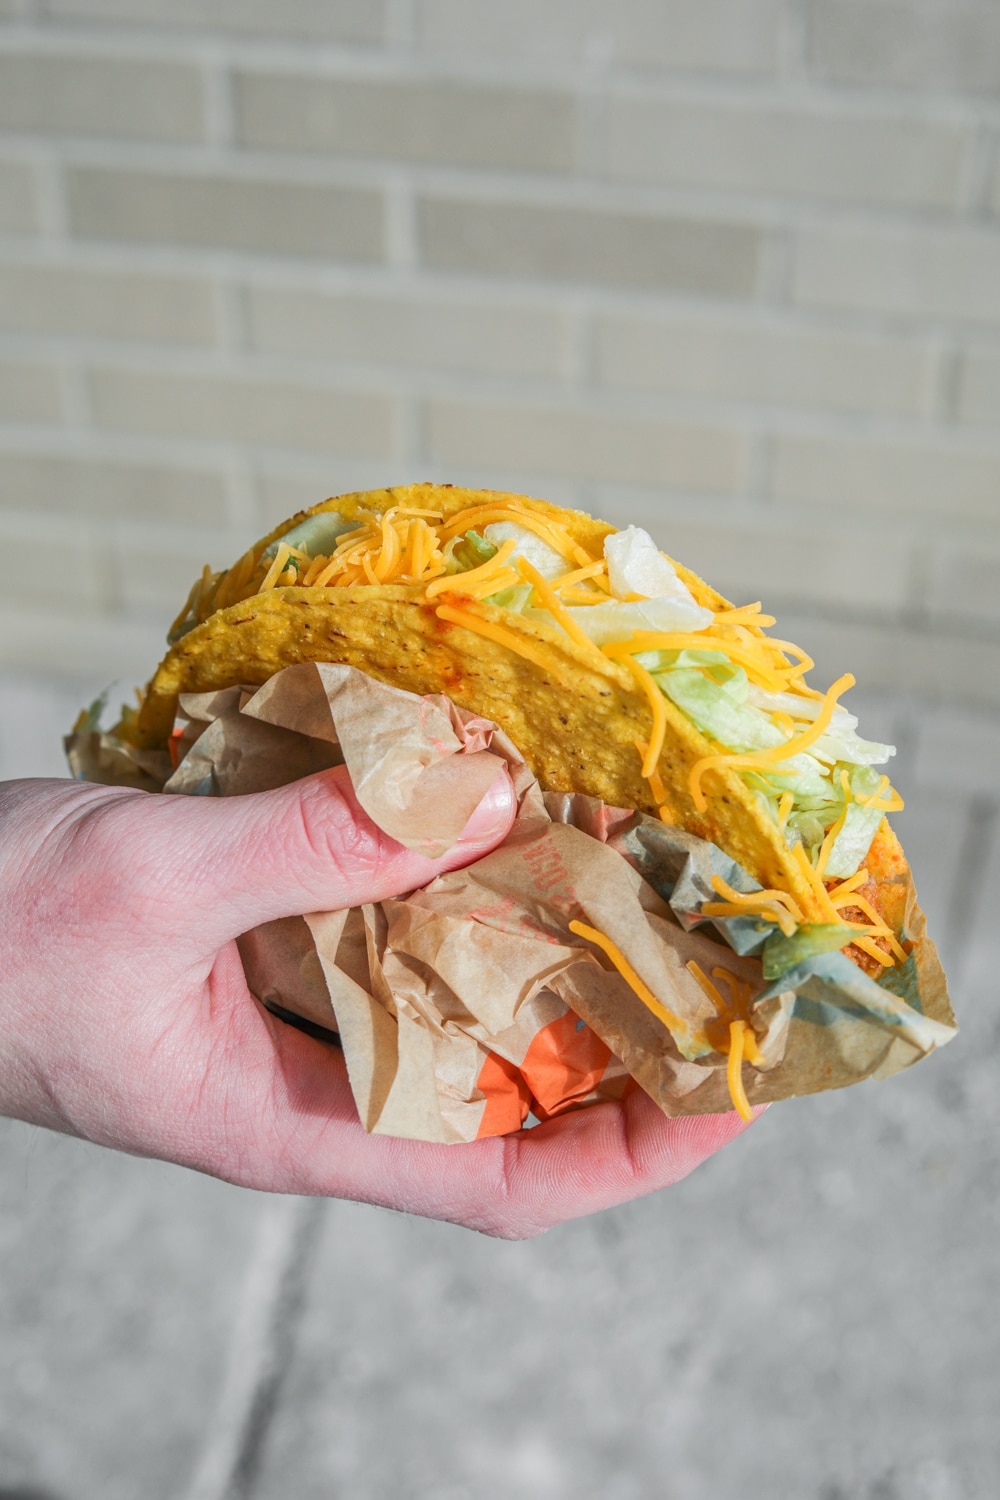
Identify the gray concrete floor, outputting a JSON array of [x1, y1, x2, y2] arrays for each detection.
[[0, 668, 996, 1500]]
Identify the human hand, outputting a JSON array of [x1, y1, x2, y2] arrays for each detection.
[[0, 769, 756, 1238]]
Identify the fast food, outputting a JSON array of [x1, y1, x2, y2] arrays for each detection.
[[123, 484, 910, 982]]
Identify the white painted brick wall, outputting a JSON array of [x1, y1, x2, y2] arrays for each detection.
[[0, 0, 997, 746]]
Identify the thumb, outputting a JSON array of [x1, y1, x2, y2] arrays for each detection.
[[103, 755, 517, 952]]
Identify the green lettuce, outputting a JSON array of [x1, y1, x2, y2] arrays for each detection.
[[761, 922, 856, 980]]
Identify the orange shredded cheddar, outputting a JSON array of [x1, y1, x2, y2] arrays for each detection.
[[827, 869, 869, 905], [516, 556, 609, 663], [686, 961, 756, 1118], [635, 740, 668, 805], [815, 804, 850, 880], [686, 959, 729, 1014], [259, 543, 292, 593], [687, 673, 855, 813], [433, 603, 573, 686], [612, 653, 668, 779], [849, 934, 894, 968], [438, 503, 580, 561], [569, 919, 687, 1038], [555, 588, 607, 605], [727, 1021, 753, 1121], [604, 632, 791, 694], [712, 603, 776, 631], [701, 901, 797, 937], [424, 539, 518, 599], [710, 874, 805, 925], [792, 841, 845, 924], [464, 567, 521, 599], [554, 559, 609, 590]]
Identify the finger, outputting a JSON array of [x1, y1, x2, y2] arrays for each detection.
[[66, 757, 516, 952], [187, 1019, 757, 1236], [479, 1088, 759, 1237]]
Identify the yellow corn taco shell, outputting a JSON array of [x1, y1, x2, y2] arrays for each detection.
[[126, 484, 910, 963]]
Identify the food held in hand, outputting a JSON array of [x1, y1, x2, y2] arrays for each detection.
[[87, 484, 954, 1139], [125, 485, 910, 985]]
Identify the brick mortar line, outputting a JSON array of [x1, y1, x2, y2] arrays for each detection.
[[3, 261, 1000, 368], [8, 13, 1000, 118], [0, 507, 254, 545], [6, 343, 998, 443], [10, 485, 979, 551], [11, 238, 1000, 345], [4, 134, 996, 233]]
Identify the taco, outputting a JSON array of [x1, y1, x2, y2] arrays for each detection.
[[123, 484, 910, 979]]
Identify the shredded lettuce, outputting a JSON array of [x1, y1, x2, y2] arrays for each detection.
[[482, 522, 564, 579], [604, 526, 696, 604], [652, 668, 786, 753], [260, 511, 353, 564], [562, 595, 712, 645], [761, 922, 856, 980], [449, 530, 497, 573], [810, 726, 896, 768], [475, 530, 900, 885], [821, 766, 890, 878], [635, 648, 742, 690], [485, 583, 533, 612]]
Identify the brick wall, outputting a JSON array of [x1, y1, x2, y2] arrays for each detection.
[[1, 0, 998, 717]]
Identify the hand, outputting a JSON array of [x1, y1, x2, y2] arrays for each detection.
[[0, 769, 756, 1238]]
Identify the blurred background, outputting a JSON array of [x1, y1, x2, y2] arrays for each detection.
[[0, 2, 998, 1497]]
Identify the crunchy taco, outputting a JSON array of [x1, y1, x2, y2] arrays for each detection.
[[124, 484, 910, 984]]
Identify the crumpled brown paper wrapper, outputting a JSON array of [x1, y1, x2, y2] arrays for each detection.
[[66, 662, 956, 1145]]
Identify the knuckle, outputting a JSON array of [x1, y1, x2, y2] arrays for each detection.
[[296, 776, 391, 886]]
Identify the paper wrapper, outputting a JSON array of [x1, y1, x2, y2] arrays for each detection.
[[66, 663, 956, 1145]]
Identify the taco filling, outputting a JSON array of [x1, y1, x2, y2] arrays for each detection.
[[125, 486, 909, 978]]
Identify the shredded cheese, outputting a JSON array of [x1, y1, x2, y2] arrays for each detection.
[[438, 502, 584, 563], [259, 543, 292, 593], [814, 804, 850, 880], [569, 919, 687, 1038], [686, 959, 729, 1014], [433, 602, 574, 686], [554, 559, 610, 591], [701, 900, 798, 937], [792, 841, 844, 923], [687, 673, 855, 813], [606, 655, 667, 778], [827, 869, 869, 904], [685, 960, 758, 1117], [849, 934, 895, 968], [635, 740, 668, 806], [424, 538, 518, 599], [710, 874, 806, 924], [713, 603, 776, 631], [702, 874, 803, 937], [604, 632, 791, 694], [464, 568, 521, 599], [727, 1021, 753, 1121], [515, 556, 609, 664], [177, 502, 902, 970]]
